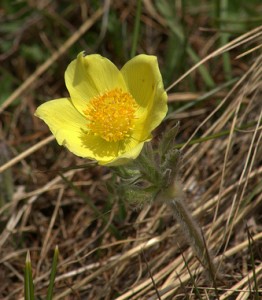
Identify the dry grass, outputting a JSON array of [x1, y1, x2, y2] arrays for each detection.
[[0, 1, 261, 299]]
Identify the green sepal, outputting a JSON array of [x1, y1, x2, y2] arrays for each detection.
[[124, 186, 154, 206], [159, 122, 180, 163], [134, 144, 162, 185], [161, 148, 181, 186]]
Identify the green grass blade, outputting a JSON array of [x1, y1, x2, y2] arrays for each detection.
[[174, 119, 262, 149], [24, 251, 34, 300], [156, 0, 215, 88], [171, 77, 238, 115], [0, 141, 14, 206], [59, 172, 101, 216], [130, 0, 142, 58], [181, 251, 203, 300], [247, 228, 259, 299], [186, 47, 215, 88], [218, 0, 232, 80], [46, 246, 59, 300], [59, 172, 121, 239]]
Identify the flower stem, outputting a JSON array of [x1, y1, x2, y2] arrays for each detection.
[[157, 182, 219, 283], [171, 194, 219, 283]]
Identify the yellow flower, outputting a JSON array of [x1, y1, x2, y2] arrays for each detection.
[[35, 52, 168, 165]]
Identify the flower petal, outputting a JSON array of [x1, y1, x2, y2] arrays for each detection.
[[35, 98, 144, 165], [35, 53, 167, 166], [65, 52, 127, 114], [121, 54, 168, 139], [79, 134, 145, 165], [100, 139, 145, 166], [35, 98, 90, 155]]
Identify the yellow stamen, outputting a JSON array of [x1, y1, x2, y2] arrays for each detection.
[[83, 88, 138, 142]]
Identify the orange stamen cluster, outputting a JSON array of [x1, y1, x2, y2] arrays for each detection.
[[84, 88, 138, 142]]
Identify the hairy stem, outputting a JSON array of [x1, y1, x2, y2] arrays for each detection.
[[157, 182, 219, 283], [171, 196, 217, 280]]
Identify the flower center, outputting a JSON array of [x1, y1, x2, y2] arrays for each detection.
[[83, 88, 138, 142]]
